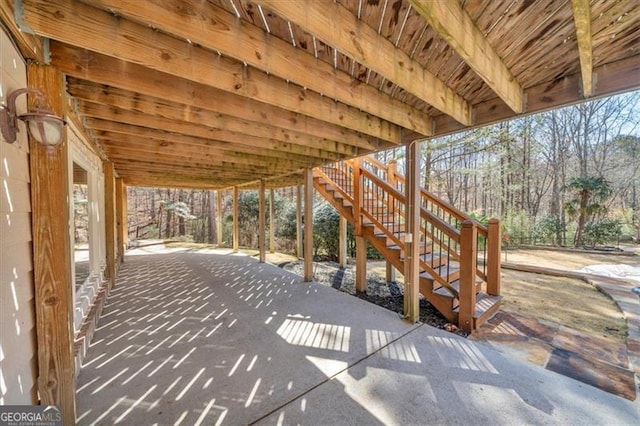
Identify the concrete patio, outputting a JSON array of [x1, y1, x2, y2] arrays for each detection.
[[75, 250, 640, 425]]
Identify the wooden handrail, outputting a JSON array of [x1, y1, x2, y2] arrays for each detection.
[[362, 156, 488, 236]]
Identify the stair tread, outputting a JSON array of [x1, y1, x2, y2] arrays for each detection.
[[453, 293, 502, 318], [432, 277, 484, 297]]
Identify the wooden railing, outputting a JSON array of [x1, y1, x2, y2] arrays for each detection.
[[318, 156, 501, 301]]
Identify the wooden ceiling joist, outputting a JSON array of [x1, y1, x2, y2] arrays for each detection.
[[4, 0, 636, 191], [75, 101, 353, 160], [257, 0, 472, 126], [84, 119, 342, 162], [79, 0, 433, 137], [67, 82, 364, 155], [51, 51, 399, 150], [409, 0, 524, 113], [571, 0, 594, 97], [23, 0, 403, 144], [95, 135, 327, 169]]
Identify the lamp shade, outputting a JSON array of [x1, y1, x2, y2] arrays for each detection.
[[20, 112, 66, 146]]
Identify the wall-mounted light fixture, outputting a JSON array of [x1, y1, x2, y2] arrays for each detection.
[[1, 88, 66, 148]]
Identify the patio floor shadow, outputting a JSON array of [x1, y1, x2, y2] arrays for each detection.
[[75, 252, 639, 425]]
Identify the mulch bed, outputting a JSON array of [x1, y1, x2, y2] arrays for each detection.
[[280, 260, 468, 337]]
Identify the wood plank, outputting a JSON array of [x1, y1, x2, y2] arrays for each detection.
[[355, 235, 367, 292], [296, 184, 302, 258], [571, 0, 593, 97], [80, 0, 433, 136], [100, 147, 305, 175], [258, 0, 471, 126], [458, 221, 477, 333], [77, 100, 354, 159], [269, 189, 275, 253], [64, 72, 393, 154], [95, 135, 316, 169], [67, 81, 365, 155], [233, 186, 239, 251], [303, 170, 313, 281], [259, 179, 266, 262], [216, 190, 223, 246], [486, 218, 501, 296], [338, 215, 347, 268], [103, 161, 116, 287], [0, 0, 45, 61], [431, 55, 640, 138], [403, 141, 420, 323], [27, 64, 75, 423], [409, 0, 523, 113], [27, 4, 401, 145], [115, 178, 124, 263]]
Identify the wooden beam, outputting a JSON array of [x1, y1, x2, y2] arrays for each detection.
[[68, 83, 363, 156], [355, 236, 367, 293], [486, 219, 501, 296], [403, 141, 420, 323], [385, 262, 396, 283], [28, 64, 75, 424], [99, 150, 284, 175], [61, 66, 396, 151], [216, 190, 223, 246], [269, 189, 276, 253], [115, 178, 125, 263], [122, 182, 129, 251], [86, 120, 343, 163], [338, 215, 347, 268], [0, 0, 45, 61], [409, 0, 524, 114], [25, 3, 402, 144], [96, 136, 315, 171], [459, 221, 478, 333], [296, 184, 303, 259], [80, 0, 433, 136], [259, 180, 266, 262], [303, 169, 313, 281], [258, 0, 471, 126], [233, 186, 239, 252], [103, 161, 116, 287], [570, 0, 593, 97], [432, 55, 640, 137]]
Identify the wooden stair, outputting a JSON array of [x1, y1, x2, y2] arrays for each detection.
[[314, 158, 502, 332]]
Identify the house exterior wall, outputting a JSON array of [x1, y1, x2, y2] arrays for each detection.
[[0, 27, 37, 404]]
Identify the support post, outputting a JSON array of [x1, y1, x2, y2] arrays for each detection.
[[269, 188, 275, 253], [115, 178, 125, 263], [28, 63, 75, 424], [355, 236, 367, 292], [459, 221, 478, 333], [352, 157, 363, 235], [259, 179, 266, 262], [403, 141, 421, 323], [103, 161, 116, 288], [296, 184, 303, 259], [386, 261, 396, 283], [216, 190, 223, 246], [122, 183, 129, 251], [486, 218, 501, 296], [304, 169, 314, 281], [338, 215, 347, 267], [233, 186, 239, 252]]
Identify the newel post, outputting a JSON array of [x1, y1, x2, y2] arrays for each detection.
[[487, 219, 502, 296], [459, 220, 478, 333]]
